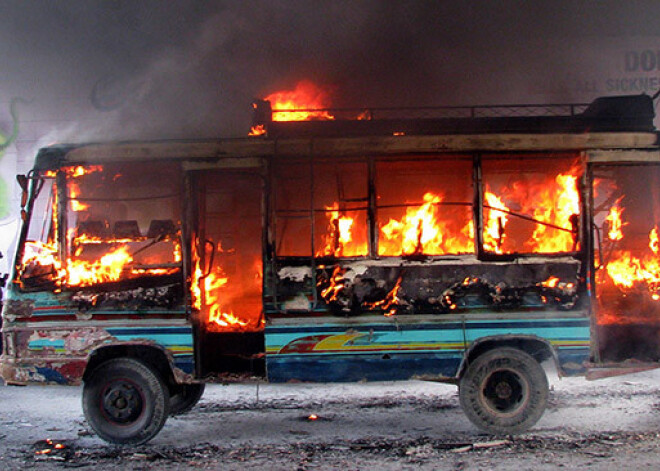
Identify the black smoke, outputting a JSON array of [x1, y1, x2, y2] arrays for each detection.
[[0, 0, 659, 140]]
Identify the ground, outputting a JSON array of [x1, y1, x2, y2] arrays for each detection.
[[2, 368, 660, 470]]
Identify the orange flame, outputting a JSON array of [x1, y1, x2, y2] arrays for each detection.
[[483, 167, 581, 254], [529, 173, 580, 252], [319, 265, 347, 302], [650, 227, 659, 254], [65, 246, 133, 286], [542, 276, 560, 288], [264, 81, 334, 121], [248, 124, 266, 136], [483, 189, 509, 254], [191, 240, 256, 331], [379, 192, 474, 256], [317, 203, 367, 257], [364, 275, 403, 316], [605, 202, 626, 241], [69, 181, 88, 212], [600, 209, 660, 307]]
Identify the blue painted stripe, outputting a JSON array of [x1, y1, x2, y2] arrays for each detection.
[[28, 339, 66, 349], [265, 317, 589, 335]]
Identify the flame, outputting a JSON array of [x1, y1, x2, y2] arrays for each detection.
[[64, 165, 102, 177], [483, 189, 509, 254], [379, 192, 474, 256], [605, 227, 660, 292], [248, 124, 266, 136], [264, 81, 334, 121], [317, 203, 367, 257], [209, 310, 249, 328], [650, 227, 659, 254], [173, 240, 182, 262], [364, 275, 403, 316], [21, 240, 59, 270], [65, 165, 102, 212], [529, 173, 580, 253], [191, 240, 257, 332], [606, 251, 643, 289], [319, 265, 347, 302], [483, 167, 581, 254], [599, 207, 660, 315], [69, 181, 88, 212], [34, 438, 66, 455], [605, 201, 626, 241], [65, 246, 133, 286], [541, 276, 560, 288]]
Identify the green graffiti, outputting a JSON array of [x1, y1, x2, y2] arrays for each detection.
[[0, 175, 8, 219], [0, 98, 24, 219]]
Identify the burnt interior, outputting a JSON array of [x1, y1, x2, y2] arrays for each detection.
[[18, 161, 185, 295], [268, 152, 587, 319], [593, 164, 660, 362]]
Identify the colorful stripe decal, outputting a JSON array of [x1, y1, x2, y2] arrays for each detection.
[[27, 326, 194, 357], [265, 316, 591, 382]]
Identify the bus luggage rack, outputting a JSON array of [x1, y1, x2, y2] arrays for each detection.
[[254, 94, 654, 138]]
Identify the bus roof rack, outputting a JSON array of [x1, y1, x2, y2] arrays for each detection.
[[253, 94, 656, 138]]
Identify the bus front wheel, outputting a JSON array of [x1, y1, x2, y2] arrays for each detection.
[[83, 358, 170, 445], [459, 347, 548, 434]]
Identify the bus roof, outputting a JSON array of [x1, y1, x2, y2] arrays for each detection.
[[32, 94, 660, 171]]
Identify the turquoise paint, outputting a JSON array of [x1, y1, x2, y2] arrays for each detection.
[[28, 338, 66, 351]]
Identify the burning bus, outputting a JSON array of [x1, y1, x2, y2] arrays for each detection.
[[2, 85, 660, 444]]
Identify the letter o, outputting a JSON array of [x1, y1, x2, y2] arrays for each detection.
[[641, 50, 656, 71]]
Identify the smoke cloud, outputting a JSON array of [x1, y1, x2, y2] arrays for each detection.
[[1, 0, 660, 142]]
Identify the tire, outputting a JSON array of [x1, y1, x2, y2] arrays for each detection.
[[459, 347, 548, 434], [169, 383, 205, 416], [82, 358, 170, 445]]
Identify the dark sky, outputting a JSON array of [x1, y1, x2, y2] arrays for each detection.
[[0, 0, 660, 140]]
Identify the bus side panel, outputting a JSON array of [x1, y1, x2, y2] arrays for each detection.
[[265, 318, 466, 382], [265, 314, 591, 383], [464, 316, 591, 375], [1, 292, 194, 385]]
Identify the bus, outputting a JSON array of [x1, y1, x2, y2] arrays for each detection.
[[2, 93, 660, 445]]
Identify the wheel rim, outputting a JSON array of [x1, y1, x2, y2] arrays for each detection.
[[101, 379, 145, 425], [480, 368, 529, 416]]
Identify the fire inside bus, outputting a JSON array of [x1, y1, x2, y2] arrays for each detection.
[[2, 88, 660, 445]]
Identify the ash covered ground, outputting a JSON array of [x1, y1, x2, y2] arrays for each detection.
[[2, 368, 660, 470]]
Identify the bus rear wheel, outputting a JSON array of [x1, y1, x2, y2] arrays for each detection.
[[169, 383, 205, 415], [83, 358, 170, 445], [459, 347, 548, 434]]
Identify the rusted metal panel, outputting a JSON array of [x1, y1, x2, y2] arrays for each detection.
[[40, 133, 659, 172], [587, 149, 660, 163], [182, 157, 265, 171], [2, 299, 35, 321]]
